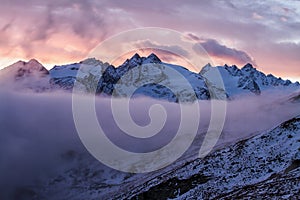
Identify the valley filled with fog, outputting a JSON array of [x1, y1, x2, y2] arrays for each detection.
[[1, 88, 299, 199]]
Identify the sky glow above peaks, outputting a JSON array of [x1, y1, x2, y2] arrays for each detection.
[[0, 0, 299, 81]]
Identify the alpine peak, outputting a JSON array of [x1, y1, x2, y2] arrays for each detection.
[[80, 57, 104, 66], [28, 58, 41, 65], [130, 53, 141, 60], [204, 63, 213, 68], [242, 63, 255, 70], [145, 53, 161, 63]]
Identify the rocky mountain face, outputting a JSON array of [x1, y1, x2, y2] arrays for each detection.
[[49, 58, 110, 91], [0, 54, 299, 101], [49, 53, 212, 102], [200, 63, 299, 97]]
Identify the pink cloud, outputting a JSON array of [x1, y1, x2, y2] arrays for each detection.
[[0, 0, 299, 81]]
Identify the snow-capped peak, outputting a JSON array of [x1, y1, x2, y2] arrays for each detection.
[[79, 57, 105, 66], [120, 53, 142, 67], [144, 53, 161, 64], [241, 63, 255, 71], [28, 58, 42, 65], [204, 63, 213, 68], [116, 53, 163, 78], [199, 63, 213, 74], [131, 53, 141, 60], [0, 59, 50, 91], [0, 59, 49, 79], [122, 53, 162, 67], [200, 63, 299, 96]]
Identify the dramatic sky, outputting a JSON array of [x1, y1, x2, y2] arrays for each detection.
[[0, 0, 299, 81]]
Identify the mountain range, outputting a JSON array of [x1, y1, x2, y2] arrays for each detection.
[[0, 53, 299, 101]]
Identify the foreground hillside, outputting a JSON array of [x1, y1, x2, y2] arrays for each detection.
[[100, 115, 297, 199]]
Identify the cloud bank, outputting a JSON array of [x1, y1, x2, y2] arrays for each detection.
[[0, 88, 300, 198]]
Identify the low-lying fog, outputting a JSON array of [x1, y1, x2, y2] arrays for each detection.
[[0, 89, 299, 198]]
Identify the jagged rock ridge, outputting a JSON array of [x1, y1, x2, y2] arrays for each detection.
[[0, 54, 299, 101], [200, 63, 299, 96]]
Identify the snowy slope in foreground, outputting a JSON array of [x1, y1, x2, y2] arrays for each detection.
[[126, 116, 300, 199]]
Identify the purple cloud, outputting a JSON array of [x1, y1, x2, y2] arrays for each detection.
[[192, 37, 255, 66], [0, 0, 300, 79]]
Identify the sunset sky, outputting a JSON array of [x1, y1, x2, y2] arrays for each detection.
[[0, 0, 299, 81]]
